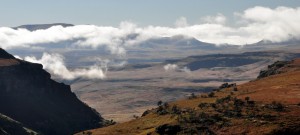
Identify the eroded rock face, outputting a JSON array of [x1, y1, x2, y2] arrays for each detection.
[[0, 48, 104, 135]]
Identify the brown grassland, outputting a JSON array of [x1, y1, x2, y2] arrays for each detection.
[[76, 59, 300, 135]]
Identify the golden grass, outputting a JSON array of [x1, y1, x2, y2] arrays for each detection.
[[76, 114, 177, 135]]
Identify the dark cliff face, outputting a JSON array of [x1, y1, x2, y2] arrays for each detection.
[[0, 48, 104, 135], [0, 48, 15, 59]]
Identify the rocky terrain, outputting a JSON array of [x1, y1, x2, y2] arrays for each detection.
[[0, 48, 104, 135], [77, 58, 300, 135]]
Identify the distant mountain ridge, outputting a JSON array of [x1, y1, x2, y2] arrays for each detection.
[[13, 23, 74, 31]]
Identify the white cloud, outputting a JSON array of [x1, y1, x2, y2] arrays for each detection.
[[24, 53, 107, 80], [164, 64, 178, 71], [0, 6, 299, 50], [238, 6, 300, 42], [180, 66, 191, 73], [164, 64, 191, 74], [201, 13, 227, 24], [175, 17, 189, 27]]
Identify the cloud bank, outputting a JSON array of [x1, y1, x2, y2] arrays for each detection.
[[0, 6, 299, 51], [1, 6, 300, 79], [23, 53, 107, 80]]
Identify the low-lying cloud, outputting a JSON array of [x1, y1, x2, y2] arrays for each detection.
[[0, 6, 299, 51], [164, 64, 178, 71], [1, 6, 300, 79], [164, 64, 191, 73], [23, 53, 107, 80]]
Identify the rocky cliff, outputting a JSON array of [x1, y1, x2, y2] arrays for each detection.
[[0, 48, 104, 135]]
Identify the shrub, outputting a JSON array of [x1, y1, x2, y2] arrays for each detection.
[[270, 101, 284, 112], [156, 124, 181, 135], [103, 119, 116, 126], [245, 97, 250, 102], [234, 98, 245, 107], [201, 94, 208, 98], [142, 109, 151, 117], [198, 103, 208, 109], [163, 102, 169, 108], [133, 115, 139, 119], [171, 105, 181, 114], [208, 92, 215, 98], [247, 100, 255, 107], [189, 93, 197, 99], [210, 103, 217, 108], [157, 106, 168, 115], [157, 100, 163, 106], [216, 95, 231, 104]]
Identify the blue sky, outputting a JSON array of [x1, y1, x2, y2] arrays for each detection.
[[0, 0, 299, 27]]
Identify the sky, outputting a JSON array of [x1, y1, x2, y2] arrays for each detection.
[[0, 0, 299, 27]]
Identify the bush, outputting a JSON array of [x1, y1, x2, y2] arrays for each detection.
[[198, 103, 208, 109], [270, 101, 284, 112], [133, 115, 139, 119], [234, 98, 245, 107], [208, 92, 215, 98], [157, 100, 163, 106], [103, 119, 116, 126], [245, 97, 250, 102], [171, 105, 181, 114], [163, 102, 169, 108], [142, 109, 151, 117], [216, 95, 231, 104], [156, 124, 181, 135], [201, 94, 208, 98], [189, 93, 197, 99], [157, 106, 168, 115], [210, 103, 217, 108]]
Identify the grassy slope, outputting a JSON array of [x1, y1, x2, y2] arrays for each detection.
[[77, 59, 300, 135]]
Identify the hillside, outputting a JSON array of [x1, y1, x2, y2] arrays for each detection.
[[72, 51, 300, 122], [0, 48, 104, 135], [77, 58, 300, 135]]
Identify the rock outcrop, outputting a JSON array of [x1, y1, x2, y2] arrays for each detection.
[[0, 48, 104, 135], [257, 61, 290, 78]]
